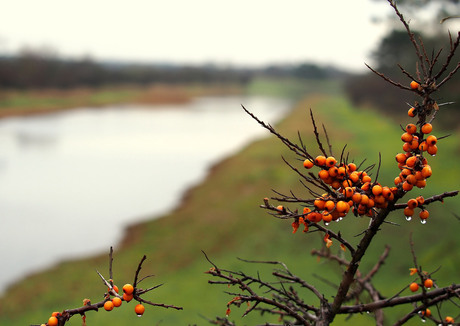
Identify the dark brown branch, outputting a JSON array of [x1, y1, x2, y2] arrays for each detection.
[[393, 190, 459, 210], [310, 109, 328, 157], [242, 105, 311, 159], [338, 284, 460, 314], [434, 31, 460, 81]]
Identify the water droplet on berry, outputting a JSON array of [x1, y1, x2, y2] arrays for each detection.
[[325, 222, 329, 226], [137, 314, 143, 317], [420, 219, 427, 224], [406, 216, 412, 221], [421, 318, 426, 323]]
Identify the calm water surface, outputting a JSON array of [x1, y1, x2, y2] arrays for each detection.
[[0, 95, 292, 293]]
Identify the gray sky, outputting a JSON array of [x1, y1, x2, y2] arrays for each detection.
[[1, 0, 398, 72]]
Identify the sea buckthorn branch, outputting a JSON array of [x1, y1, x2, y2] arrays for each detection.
[[369, 1, 460, 97], [32, 247, 182, 326], [207, 1, 459, 324], [311, 247, 389, 325], [338, 284, 460, 315], [204, 252, 320, 325], [261, 198, 356, 253], [392, 190, 459, 210]]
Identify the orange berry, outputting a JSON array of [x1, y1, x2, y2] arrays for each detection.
[[325, 156, 337, 167], [400, 168, 411, 178], [419, 141, 428, 151], [372, 184, 383, 196], [122, 283, 134, 295], [405, 156, 417, 167], [104, 300, 114, 311], [424, 278, 433, 289], [123, 293, 133, 302], [352, 192, 362, 204], [416, 196, 425, 205], [406, 123, 417, 134], [337, 166, 347, 178], [421, 123, 432, 134], [324, 200, 335, 212], [373, 195, 386, 206], [428, 144, 438, 155], [362, 175, 372, 183], [344, 187, 354, 198], [445, 316, 455, 324], [421, 165, 432, 178], [421, 308, 431, 317], [408, 107, 417, 117], [419, 209, 429, 220], [112, 297, 122, 307], [401, 132, 413, 143], [406, 174, 417, 185], [416, 179, 426, 189], [348, 163, 357, 172], [402, 181, 413, 192], [328, 166, 339, 177], [134, 303, 145, 316], [307, 212, 322, 223], [342, 179, 352, 188], [402, 142, 411, 152], [51, 312, 60, 317], [314, 155, 327, 166], [349, 171, 360, 183], [407, 198, 418, 209], [426, 135, 437, 146], [314, 199, 325, 210], [322, 212, 333, 223], [319, 169, 330, 180], [303, 159, 314, 169], [410, 80, 420, 90], [336, 201, 350, 214], [48, 316, 58, 326], [409, 138, 419, 150], [409, 282, 419, 292], [302, 207, 311, 215], [382, 186, 392, 199], [395, 153, 407, 164], [404, 207, 414, 217], [360, 194, 370, 206]]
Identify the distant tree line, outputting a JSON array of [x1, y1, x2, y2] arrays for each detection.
[[0, 51, 254, 89], [0, 47, 348, 90]]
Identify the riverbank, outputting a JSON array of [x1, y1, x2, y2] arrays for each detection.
[[0, 83, 245, 119]]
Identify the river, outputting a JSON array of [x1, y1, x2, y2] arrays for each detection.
[[0, 95, 292, 294]]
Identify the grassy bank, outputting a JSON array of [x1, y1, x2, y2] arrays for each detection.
[[0, 86, 458, 325]]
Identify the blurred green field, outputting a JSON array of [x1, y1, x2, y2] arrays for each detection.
[[0, 80, 459, 325]]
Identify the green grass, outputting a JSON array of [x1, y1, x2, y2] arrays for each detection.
[[0, 85, 458, 325]]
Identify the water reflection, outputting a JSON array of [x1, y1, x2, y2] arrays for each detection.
[[0, 96, 292, 293]]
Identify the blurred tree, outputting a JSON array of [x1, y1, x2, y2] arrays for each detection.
[[343, 0, 460, 129]]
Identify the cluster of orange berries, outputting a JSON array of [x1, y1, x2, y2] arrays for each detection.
[[396, 120, 436, 223], [41, 283, 145, 325], [403, 196, 429, 223], [103, 283, 145, 317], [409, 278, 434, 292], [407, 268, 456, 324], [281, 154, 400, 234]]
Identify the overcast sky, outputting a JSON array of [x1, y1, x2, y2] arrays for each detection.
[[1, 1, 400, 72]]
